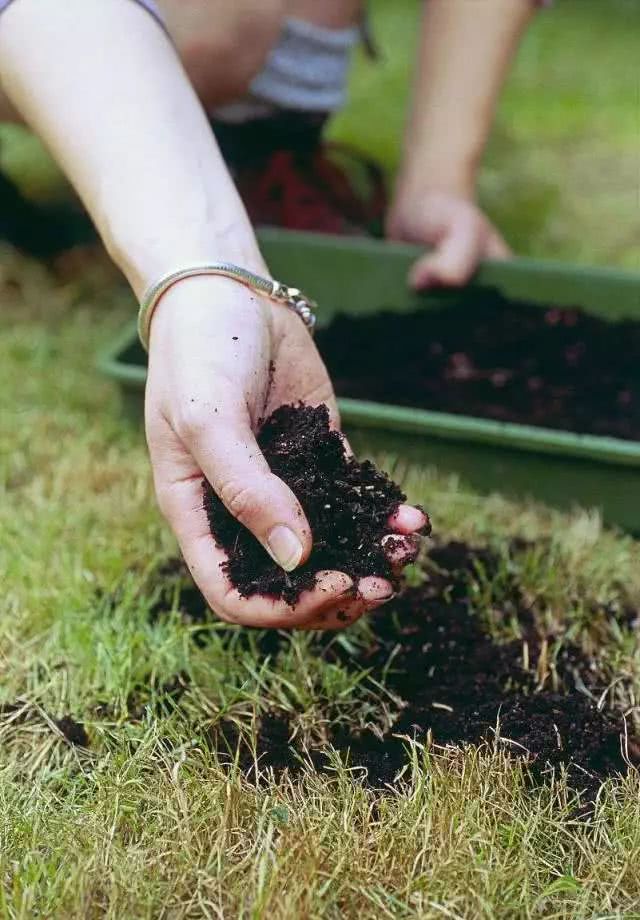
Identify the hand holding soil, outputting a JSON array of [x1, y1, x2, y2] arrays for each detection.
[[144, 274, 428, 629]]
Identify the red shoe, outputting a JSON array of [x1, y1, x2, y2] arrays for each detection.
[[212, 111, 387, 236]]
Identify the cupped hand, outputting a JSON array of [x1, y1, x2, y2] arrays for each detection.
[[387, 189, 511, 290], [144, 273, 427, 631]]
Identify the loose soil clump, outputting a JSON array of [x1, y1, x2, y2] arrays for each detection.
[[203, 403, 424, 604], [0, 702, 89, 748], [316, 288, 640, 440], [338, 574, 626, 799]]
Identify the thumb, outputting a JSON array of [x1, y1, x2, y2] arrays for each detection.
[[409, 211, 484, 290], [183, 401, 312, 573]]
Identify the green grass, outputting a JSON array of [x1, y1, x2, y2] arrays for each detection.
[[1, 2, 640, 917], [1, 252, 640, 918]]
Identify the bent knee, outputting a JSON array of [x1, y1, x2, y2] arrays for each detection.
[[168, 1, 286, 107]]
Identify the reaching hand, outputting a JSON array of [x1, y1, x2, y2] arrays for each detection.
[[144, 274, 427, 630], [387, 189, 511, 290]]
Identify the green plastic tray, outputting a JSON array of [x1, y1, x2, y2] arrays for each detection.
[[99, 229, 640, 532]]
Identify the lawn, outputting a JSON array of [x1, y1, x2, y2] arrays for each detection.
[[1, 1, 640, 918]]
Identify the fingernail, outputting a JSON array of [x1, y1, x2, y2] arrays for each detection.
[[364, 580, 396, 602], [374, 589, 396, 602], [266, 526, 304, 572]]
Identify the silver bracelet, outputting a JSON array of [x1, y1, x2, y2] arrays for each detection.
[[137, 262, 317, 350]]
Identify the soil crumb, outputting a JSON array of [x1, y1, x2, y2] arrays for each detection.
[[0, 702, 90, 748], [56, 715, 90, 747], [203, 403, 427, 604], [316, 289, 640, 441]]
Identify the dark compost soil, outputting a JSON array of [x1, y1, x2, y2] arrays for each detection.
[[315, 288, 640, 441], [206, 541, 636, 803], [0, 702, 89, 748], [203, 403, 428, 604], [95, 541, 637, 805]]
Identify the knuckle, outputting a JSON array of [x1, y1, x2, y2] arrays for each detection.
[[174, 402, 209, 442], [454, 210, 483, 240], [177, 3, 284, 102], [218, 479, 262, 526]]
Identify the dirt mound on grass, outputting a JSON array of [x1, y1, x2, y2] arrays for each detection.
[[210, 542, 634, 801], [121, 540, 636, 801]]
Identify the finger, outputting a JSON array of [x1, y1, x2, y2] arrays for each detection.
[[356, 575, 396, 605], [485, 230, 512, 260], [169, 487, 358, 628], [323, 405, 355, 459], [305, 600, 368, 631], [382, 533, 422, 569], [148, 432, 336, 626], [181, 400, 312, 573], [217, 569, 358, 629], [340, 432, 354, 459], [388, 504, 430, 535], [409, 212, 484, 290], [304, 576, 396, 630]]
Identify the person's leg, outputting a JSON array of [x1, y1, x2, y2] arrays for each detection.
[[287, 0, 363, 29], [159, 0, 364, 106], [156, 0, 287, 110], [205, 0, 384, 236]]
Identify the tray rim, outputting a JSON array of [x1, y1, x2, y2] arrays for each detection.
[[257, 228, 640, 289], [98, 319, 640, 469], [98, 239, 640, 469]]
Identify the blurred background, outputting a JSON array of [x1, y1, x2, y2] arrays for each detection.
[[1, 0, 637, 270]]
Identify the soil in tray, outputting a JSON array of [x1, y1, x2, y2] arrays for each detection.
[[203, 403, 428, 605], [206, 541, 636, 804], [315, 287, 640, 441]]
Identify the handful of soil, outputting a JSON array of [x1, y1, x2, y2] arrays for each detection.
[[203, 403, 429, 605]]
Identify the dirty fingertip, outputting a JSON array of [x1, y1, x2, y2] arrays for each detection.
[[388, 504, 430, 535], [357, 576, 395, 603], [382, 533, 421, 566]]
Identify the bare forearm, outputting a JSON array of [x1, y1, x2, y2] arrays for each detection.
[[397, 0, 534, 200], [0, 0, 262, 295]]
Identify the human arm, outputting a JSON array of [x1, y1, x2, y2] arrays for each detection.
[[0, 0, 426, 628], [387, 0, 536, 287]]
